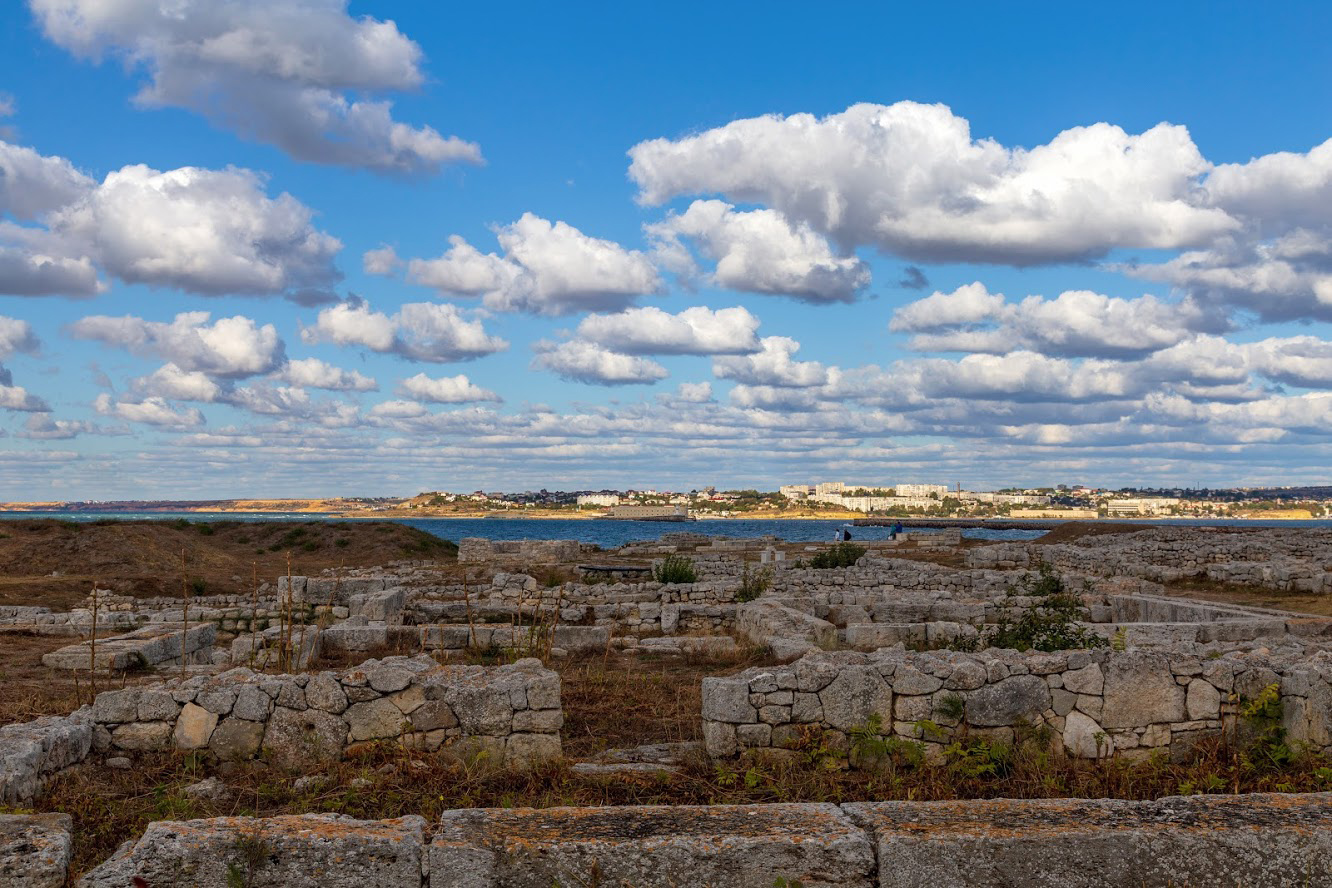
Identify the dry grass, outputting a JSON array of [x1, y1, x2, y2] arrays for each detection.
[[0, 519, 458, 609], [1163, 577, 1332, 618], [0, 630, 166, 725], [560, 646, 778, 758]]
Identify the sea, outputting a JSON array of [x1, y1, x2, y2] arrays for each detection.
[[3, 512, 1330, 549]]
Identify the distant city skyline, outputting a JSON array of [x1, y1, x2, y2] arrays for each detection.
[[3, 3, 1332, 499]]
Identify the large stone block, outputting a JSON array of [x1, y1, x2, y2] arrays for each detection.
[[209, 717, 265, 761], [0, 813, 72, 888], [345, 698, 410, 743], [262, 707, 348, 768], [845, 793, 1332, 887], [0, 715, 93, 805], [964, 675, 1051, 727], [1101, 655, 1186, 729], [701, 677, 757, 724], [431, 804, 875, 888], [174, 703, 219, 750], [819, 666, 893, 733], [77, 814, 426, 888]]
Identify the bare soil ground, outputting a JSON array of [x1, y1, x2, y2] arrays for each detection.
[[1162, 578, 1332, 618], [0, 630, 166, 726], [1031, 521, 1152, 544], [0, 519, 457, 609]]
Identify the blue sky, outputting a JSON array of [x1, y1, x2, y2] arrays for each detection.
[[2, 1, 1332, 499]]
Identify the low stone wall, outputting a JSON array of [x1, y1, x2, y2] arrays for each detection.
[[66, 794, 1332, 887], [702, 647, 1332, 763], [458, 537, 582, 564], [969, 528, 1332, 593], [87, 654, 562, 768]]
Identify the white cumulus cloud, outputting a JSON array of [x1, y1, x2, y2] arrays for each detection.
[[29, 0, 481, 174], [646, 200, 870, 303], [94, 393, 203, 428], [575, 305, 761, 356], [407, 213, 660, 315], [531, 341, 668, 386], [712, 336, 832, 387], [278, 357, 377, 392], [1, 143, 342, 300], [892, 282, 1229, 358], [630, 101, 1234, 265], [70, 311, 286, 377], [301, 299, 507, 362], [397, 372, 501, 404]]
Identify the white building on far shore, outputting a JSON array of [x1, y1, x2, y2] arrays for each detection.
[[577, 494, 620, 507]]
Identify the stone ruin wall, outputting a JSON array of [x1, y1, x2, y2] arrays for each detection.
[[970, 527, 1332, 593], [10, 793, 1328, 887], [0, 655, 561, 807], [702, 646, 1332, 765]]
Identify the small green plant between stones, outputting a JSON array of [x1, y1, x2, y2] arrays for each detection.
[[653, 555, 697, 584]]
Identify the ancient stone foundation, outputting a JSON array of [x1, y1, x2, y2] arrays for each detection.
[[702, 647, 1332, 763], [89, 654, 562, 768], [50, 793, 1332, 887], [0, 656, 562, 806]]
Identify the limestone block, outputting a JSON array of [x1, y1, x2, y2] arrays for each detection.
[[262, 707, 348, 768], [136, 690, 180, 722], [703, 721, 738, 757], [345, 698, 411, 743], [77, 814, 426, 888], [0, 813, 72, 888], [1101, 655, 1186, 729], [231, 684, 273, 722], [1063, 710, 1109, 758], [818, 666, 894, 733], [111, 722, 173, 751], [505, 734, 561, 768], [1186, 679, 1222, 721], [208, 718, 265, 761], [411, 701, 459, 732], [890, 665, 943, 696], [0, 715, 93, 805], [845, 793, 1332, 888], [366, 664, 413, 693], [173, 703, 219, 750], [431, 804, 875, 888], [701, 678, 757, 724], [196, 687, 238, 716], [304, 673, 348, 715], [964, 675, 1051, 727], [92, 689, 139, 724], [512, 709, 563, 733], [1061, 663, 1104, 696]]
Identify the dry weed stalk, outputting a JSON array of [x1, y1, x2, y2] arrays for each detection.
[[86, 583, 99, 700], [180, 546, 190, 673]]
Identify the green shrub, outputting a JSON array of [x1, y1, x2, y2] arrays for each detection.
[[736, 561, 773, 602], [810, 542, 866, 569], [653, 554, 697, 584], [981, 562, 1107, 652]]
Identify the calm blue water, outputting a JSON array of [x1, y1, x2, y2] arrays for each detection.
[[4, 512, 1331, 547]]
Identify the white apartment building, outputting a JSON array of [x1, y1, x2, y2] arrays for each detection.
[[820, 495, 940, 512], [962, 492, 1052, 506], [779, 485, 813, 500], [895, 483, 949, 498], [814, 481, 845, 497], [1106, 497, 1180, 516], [576, 494, 621, 507]]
